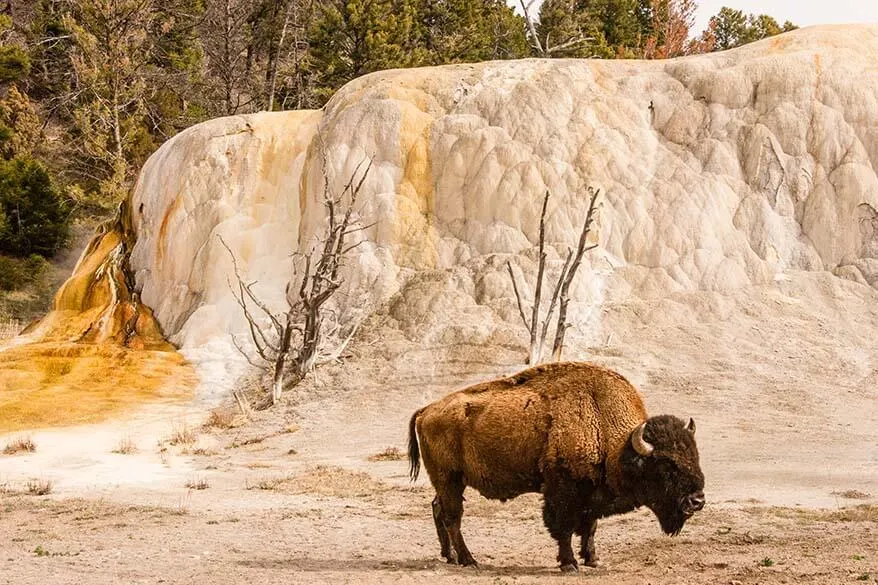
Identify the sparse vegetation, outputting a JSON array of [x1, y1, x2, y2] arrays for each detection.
[[856, 574, 870, 582], [111, 436, 137, 455], [33, 545, 49, 557], [0, 312, 20, 340], [0, 254, 50, 293], [185, 477, 210, 490], [25, 478, 53, 496], [203, 409, 236, 430], [3, 435, 35, 454], [758, 557, 774, 567], [246, 462, 273, 469], [228, 434, 271, 449], [368, 447, 406, 462], [246, 475, 292, 491], [168, 422, 197, 446], [832, 489, 871, 500], [752, 504, 878, 523]]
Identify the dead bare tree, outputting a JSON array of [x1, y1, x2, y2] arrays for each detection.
[[518, 0, 593, 57], [221, 156, 373, 406], [507, 187, 601, 364]]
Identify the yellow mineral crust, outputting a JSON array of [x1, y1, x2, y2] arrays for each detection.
[[0, 218, 195, 431]]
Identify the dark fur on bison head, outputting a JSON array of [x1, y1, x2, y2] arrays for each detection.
[[619, 414, 705, 536]]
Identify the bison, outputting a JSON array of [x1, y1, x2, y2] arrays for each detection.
[[407, 362, 705, 571]]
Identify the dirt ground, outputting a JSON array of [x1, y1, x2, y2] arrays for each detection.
[[1, 271, 877, 584], [0, 485, 876, 585]]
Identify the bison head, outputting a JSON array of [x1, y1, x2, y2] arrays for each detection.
[[620, 414, 705, 536]]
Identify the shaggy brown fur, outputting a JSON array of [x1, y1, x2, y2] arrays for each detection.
[[408, 362, 705, 571]]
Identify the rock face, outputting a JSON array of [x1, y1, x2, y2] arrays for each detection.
[[8, 25, 878, 399]]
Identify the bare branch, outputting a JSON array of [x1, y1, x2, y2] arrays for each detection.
[[540, 249, 573, 349], [519, 0, 546, 56], [224, 134, 374, 405], [233, 389, 253, 419], [506, 261, 531, 330], [218, 235, 283, 335], [231, 335, 271, 371], [528, 191, 550, 363], [316, 322, 360, 366], [552, 188, 601, 361]]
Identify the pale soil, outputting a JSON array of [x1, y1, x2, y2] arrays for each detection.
[[1, 271, 877, 583]]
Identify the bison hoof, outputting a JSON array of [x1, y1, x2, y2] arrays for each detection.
[[583, 559, 602, 568], [459, 556, 479, 568], [560, 562, 579, 573]]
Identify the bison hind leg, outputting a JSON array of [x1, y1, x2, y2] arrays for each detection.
[[435, 476, 477, 567], [431, 497, 455, 563]]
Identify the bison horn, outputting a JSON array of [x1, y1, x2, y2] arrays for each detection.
[[632, 422, 654, 457], [685, 418, 696, 434]]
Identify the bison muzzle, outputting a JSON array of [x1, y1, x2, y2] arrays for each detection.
[[407, 362, 705, 571]]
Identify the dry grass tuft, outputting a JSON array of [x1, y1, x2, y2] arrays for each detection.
[[185, 477, 210, 490], [832, 489, 871, 500], [26, 478, 53, 496], [169, 421, 197, 446], [246, 475, 292, 491], [3, 436, 36, 455], [112, 436, 137, 455], [0, 316, 21, 341], [203, 409, 236, 430], [245, 466, 388, 497], [367, 446, 406, 462], [753, 504, 878, 523], [228, 434, 268, 448]]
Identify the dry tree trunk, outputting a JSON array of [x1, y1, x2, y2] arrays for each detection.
[[529, 191, 549, 362], [222, 150, 373, 406], [552, 187, 601, 361], [507, 188, 601, 364], [266, 0, 295, 111]]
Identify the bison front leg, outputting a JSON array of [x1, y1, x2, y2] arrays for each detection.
[[542, 476, 582, 572], [576, 515, 599, 567]]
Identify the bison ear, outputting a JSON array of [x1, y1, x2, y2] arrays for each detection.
[[632, 422, 654, 457], [685, 418, 696, 434]]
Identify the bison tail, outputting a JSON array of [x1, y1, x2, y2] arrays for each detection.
[[408, 407, 425, 482]]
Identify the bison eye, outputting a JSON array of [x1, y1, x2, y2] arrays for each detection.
[[660, 458, 681, 475]]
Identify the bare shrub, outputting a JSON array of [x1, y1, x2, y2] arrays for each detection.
[[26, 478, 53, 496], [246, 475, 292, 491], [168, 421, 197, 446], [203, 409, 236, 430], [0, 315, 21, 341], [368, 447, 406, 462], [112, 436, 137, 455], [3, 436, 36, 455], [185, 477, 210, 490]]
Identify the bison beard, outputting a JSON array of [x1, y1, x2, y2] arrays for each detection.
[[408, 363, 706, 572]]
